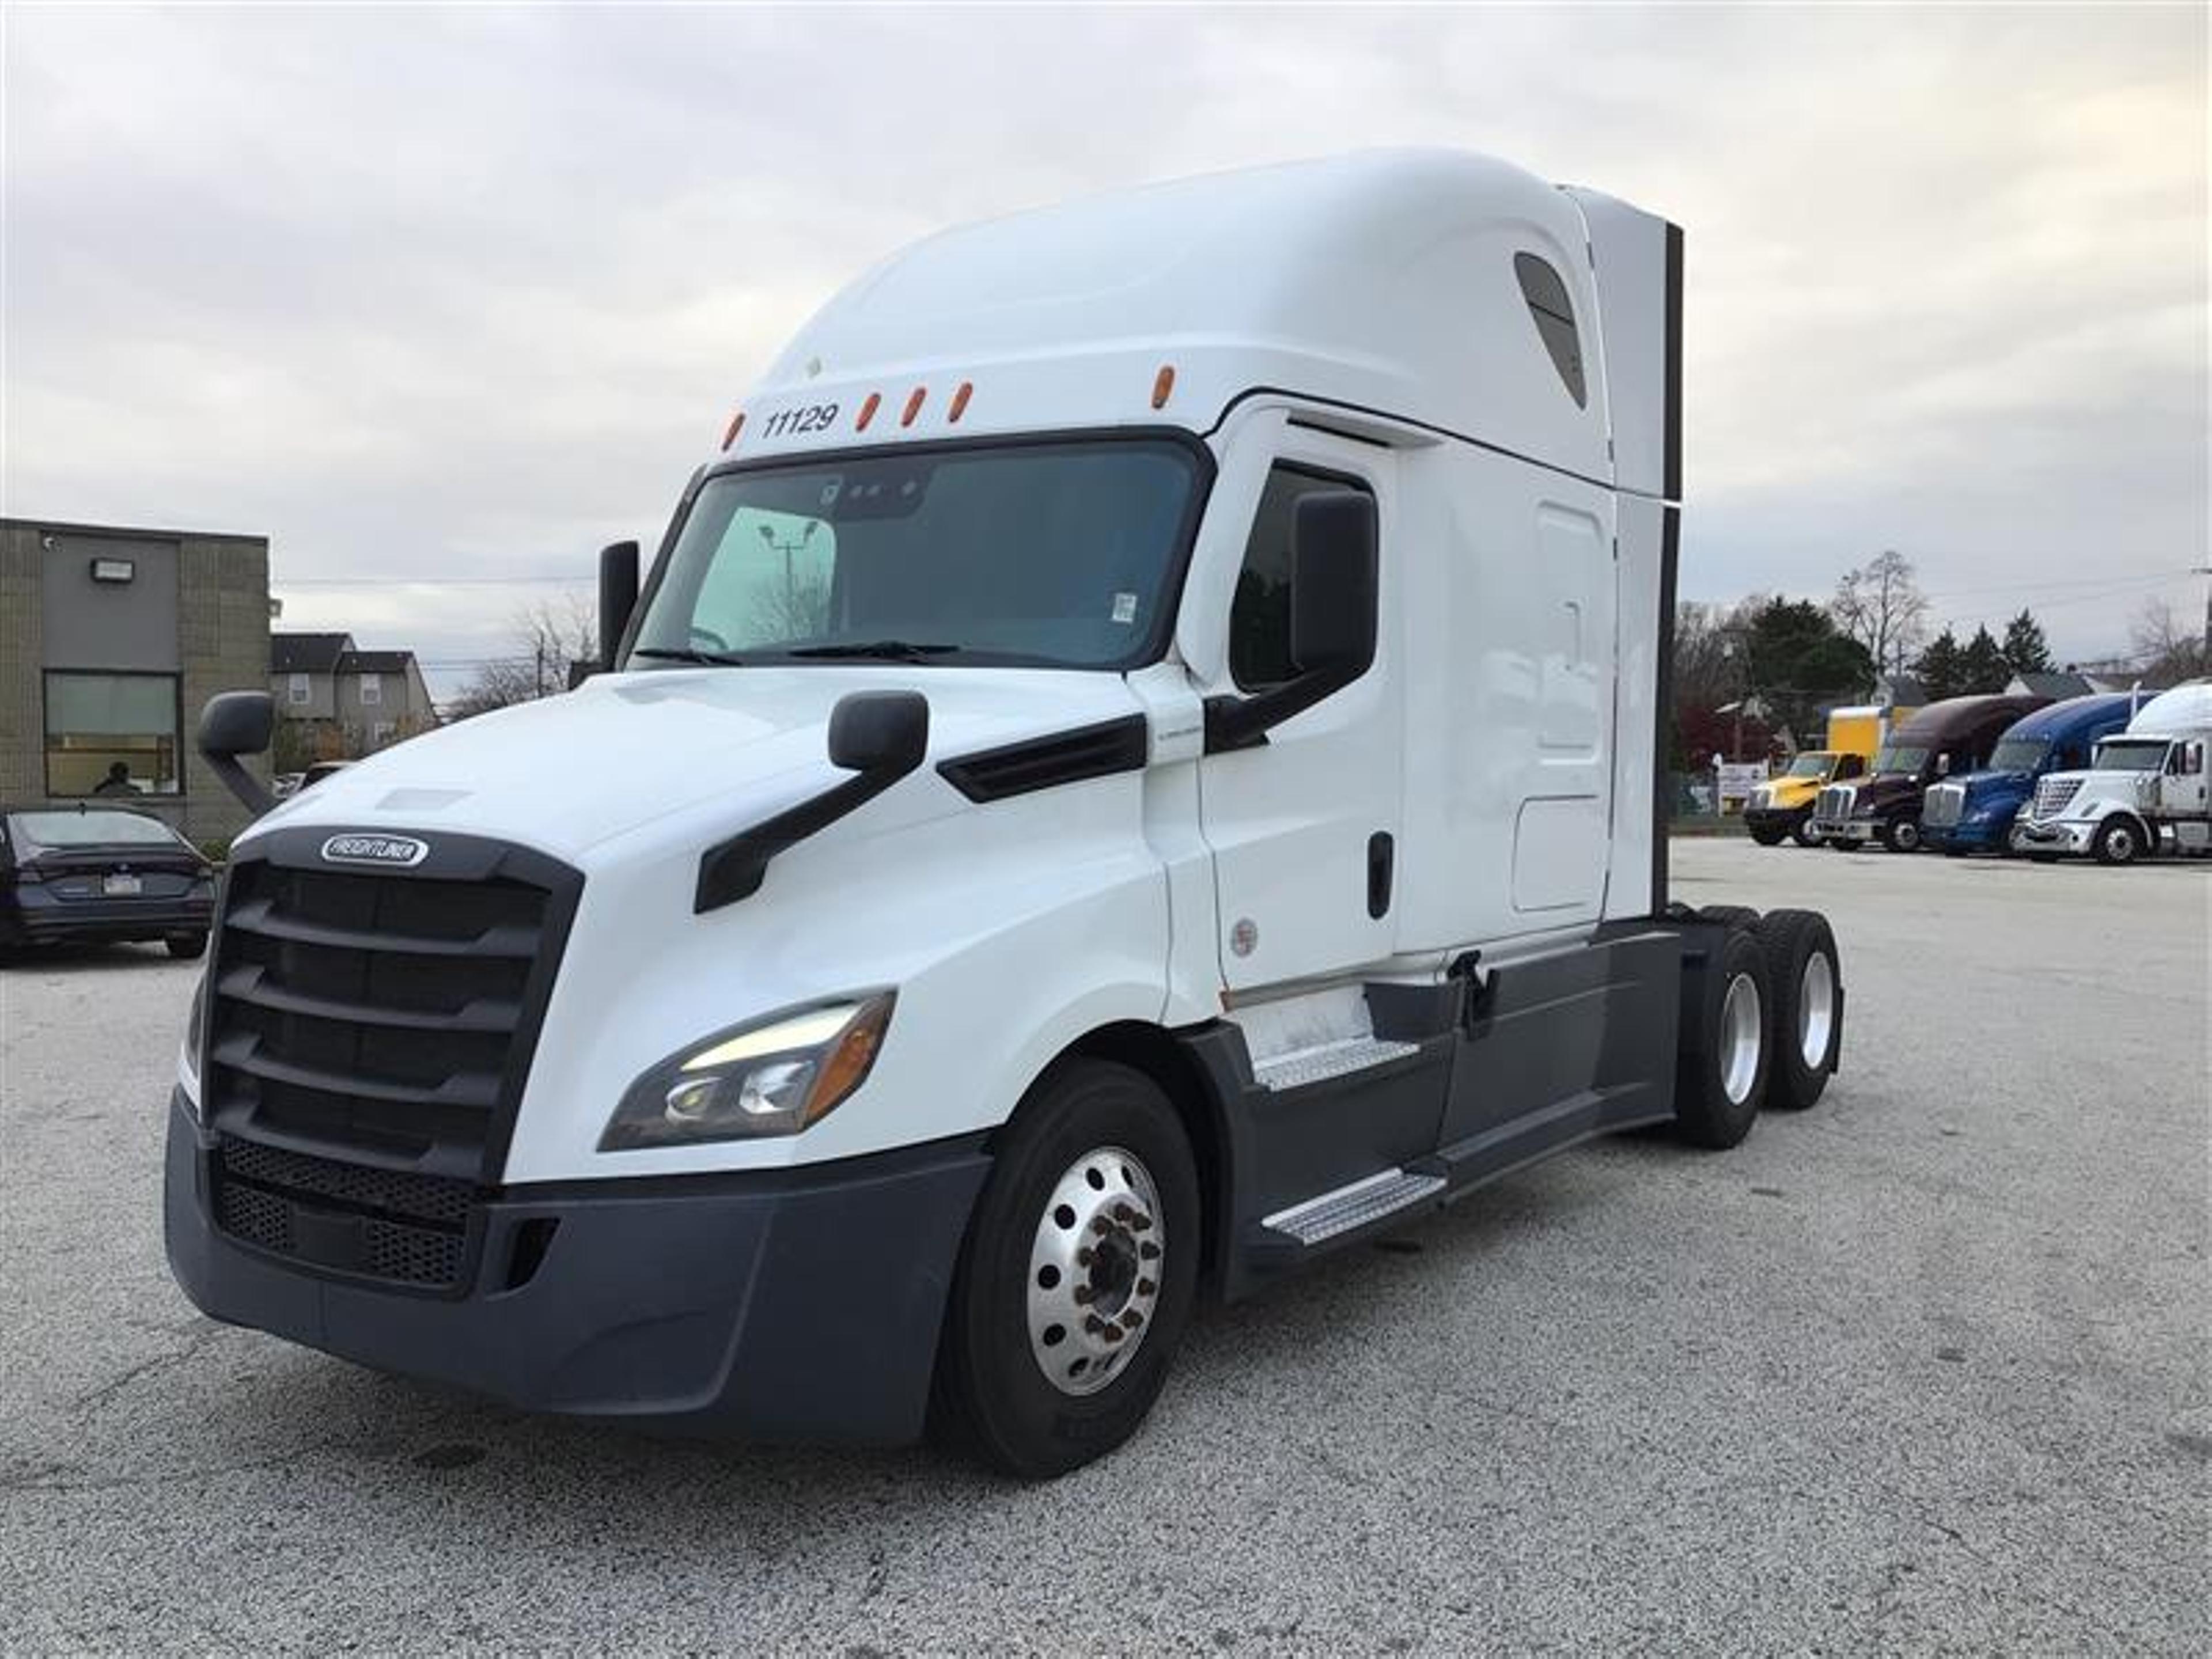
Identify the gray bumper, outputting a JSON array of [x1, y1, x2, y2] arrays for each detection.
[[164, 1090, 990, 1444]]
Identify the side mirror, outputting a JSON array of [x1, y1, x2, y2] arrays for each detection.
[[829, 690, 930, 775], [1936, 754, 1952, 777], [1206, 490, 1378, 752], [597, 539, 641, 674], [1289, 492, 1380, 675], [695, 691, 930, 912], [198, 691, 276, 816]]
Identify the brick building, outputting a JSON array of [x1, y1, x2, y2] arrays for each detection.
[[1, 518, 272, 844]]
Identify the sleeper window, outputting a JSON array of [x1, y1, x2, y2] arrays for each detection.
[[1229, 465, 1374, 692], [1514, 253, 1588, 408]]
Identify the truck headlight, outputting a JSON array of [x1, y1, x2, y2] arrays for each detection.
[[600, 993, 896, 1150]]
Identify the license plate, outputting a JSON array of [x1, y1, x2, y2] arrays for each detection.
[[103, 873, 142, 896]]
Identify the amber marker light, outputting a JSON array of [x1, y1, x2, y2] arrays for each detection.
[[856, 392, 882, 431], [901, 387, 927, 427], [1151, 365, 1176, 410], [948, 381, 974, 423], [720, 410, 746, 450]]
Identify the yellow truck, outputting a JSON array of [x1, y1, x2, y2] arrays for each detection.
[[1742, 706, 1896, 846]]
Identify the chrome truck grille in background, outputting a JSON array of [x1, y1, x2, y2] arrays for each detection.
[[1813, 784, 1856, 827], [1923, 783, 1965, 828], [2030, 777, 2083, 821], [199, 827, 580, 1290]]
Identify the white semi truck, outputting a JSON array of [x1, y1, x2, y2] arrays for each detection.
[[2010, 682, 2212, 863], [167, 151, 1844, 1476]]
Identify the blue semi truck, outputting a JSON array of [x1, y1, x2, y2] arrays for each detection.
[[1921, 694, 2143, 856]]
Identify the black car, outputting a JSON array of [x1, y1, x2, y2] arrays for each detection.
[[0, 805, 217, 959]]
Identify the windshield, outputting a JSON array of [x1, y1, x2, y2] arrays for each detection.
[[1785, 753, 1832, 778], [1985, 737, 2049, 774], [1872, 744, 1929, 775], [2093, 738, 2171, 772], [10, 809, 185, 851], [628, 438, 1204, 671]]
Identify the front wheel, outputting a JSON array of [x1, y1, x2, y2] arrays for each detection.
[[1791, 816, 1824, 849], [934, 1060, 1200, 1478], [1748, 825, 1787, 847], [2093, 818, 2146, 866], [1880, 817, 1923, 854], [165, 932, 208, 960]]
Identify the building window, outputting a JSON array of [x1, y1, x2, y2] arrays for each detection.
[[1229, 463, 1376, 691], [1514, 252, 1588, 407], [357, 672, 382, 706], [44, 672, 182, 797], [287, 672, 312, 704]]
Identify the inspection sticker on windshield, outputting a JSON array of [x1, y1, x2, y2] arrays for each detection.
[[1111, 592, 1139, 624]]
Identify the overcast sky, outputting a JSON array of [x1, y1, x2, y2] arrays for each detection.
[[6, 3, 2206, 694]]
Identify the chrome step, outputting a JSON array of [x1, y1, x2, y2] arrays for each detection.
[[1262, 1168, 1446, 1247], [1251, 1034, 1419, 1092]]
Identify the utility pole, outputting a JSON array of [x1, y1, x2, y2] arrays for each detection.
[[2197, 565, 2211, 667]]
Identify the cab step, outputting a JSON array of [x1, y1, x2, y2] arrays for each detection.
[[1251, 1034, 1420, 1092], [1261, 1166, 1446, 1247]]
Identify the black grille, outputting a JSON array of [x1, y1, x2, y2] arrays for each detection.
[[213, 1134, 474, 1289], [201, 829, 579, 1186]]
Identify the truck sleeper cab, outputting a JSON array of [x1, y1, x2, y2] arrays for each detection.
[[1811, 694, 2048, 854], [2010, 683, 2212, 864], [163, 151, 1847, 1477]]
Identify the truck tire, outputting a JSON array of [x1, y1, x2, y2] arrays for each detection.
[[1754, 910, 1840, 1111], [933, 1059, 1200, 1478], [1698, 905, 1760, 931], [165, 932, 208, 961], [1879, 816, 1923, 854], [1748, 825, 1786, 847], [2093, 817, 2147, 866], [1673, 923, 1772, 1150], [1791, 816, 1823, 849]]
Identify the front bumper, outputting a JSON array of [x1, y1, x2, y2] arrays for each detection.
[[2011, 819, 2094, 855], [1816, 817, 1876, 844], [164, 1091, 991, 1444], [1926, 817, 2010, 853], [1742, 806, 1809, 835]]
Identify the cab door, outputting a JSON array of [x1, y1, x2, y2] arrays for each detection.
[[1191, 421, 1400, 992], [2160, 738, 2208, 819]]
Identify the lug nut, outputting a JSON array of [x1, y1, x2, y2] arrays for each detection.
[[1073, 1285, 1095, 1305], [1076, 1247, 1094, 1266], [1102, 1324, 1124, 1343], [1139, 1241, 1160, 1260], [1130, 1216, 1153, 1233], [1123, 1309, 1144, 1328], [1137, 1278, 1156, 1296]]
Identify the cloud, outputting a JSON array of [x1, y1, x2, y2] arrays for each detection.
[[5, 3, 2204, 688]]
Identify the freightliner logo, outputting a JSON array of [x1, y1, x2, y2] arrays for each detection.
[[319, 833, 430, 869]]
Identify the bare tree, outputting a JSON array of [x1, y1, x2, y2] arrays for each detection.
[[2130, 597, 2211, 684], [447, 594, 599, 719], [1830, 551, 1930, 678]]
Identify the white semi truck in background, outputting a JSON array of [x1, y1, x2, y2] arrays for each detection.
[[2010, 682, 2212, 863], [168, 151, 1844, 1476]]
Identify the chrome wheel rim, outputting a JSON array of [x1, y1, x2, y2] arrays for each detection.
[[2109, 825, 2136, 861], [1027, 1146, 1163, 1397], [1719, 972, 1764, 1107], [1798, 950, 1836, 1072], [1893, 820, 1920, 851]]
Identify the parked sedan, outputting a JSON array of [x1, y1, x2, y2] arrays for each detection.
[[0, 806, 217, 959]]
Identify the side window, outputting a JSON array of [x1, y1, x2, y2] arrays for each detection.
[[1836, 753, 1865, 779], [1514, 253, 1588, 407], [694, 508, 838, 649], [1229, 465, 1373, 692]]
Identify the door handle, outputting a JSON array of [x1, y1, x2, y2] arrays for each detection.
[[1367, 831, 1395, 919]]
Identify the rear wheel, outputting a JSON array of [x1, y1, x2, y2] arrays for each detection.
[[1673, 924, 1772, 1150], [2093, 817, 2146, 866], [1755, 910, 1841, 1111], [934, 1060, 1199, 1478], [165, 932, 207, 960]]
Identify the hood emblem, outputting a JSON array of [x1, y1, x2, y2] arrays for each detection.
[[320, 832, 430, 869]]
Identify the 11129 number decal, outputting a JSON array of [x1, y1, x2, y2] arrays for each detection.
[[759, 403, 842, 438]]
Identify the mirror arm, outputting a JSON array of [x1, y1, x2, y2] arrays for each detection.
[[204, 752, 275, 818], [1201, 661, 1363, 755]]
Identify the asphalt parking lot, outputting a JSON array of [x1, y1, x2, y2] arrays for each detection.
[[2, 837, 2206, 1654]]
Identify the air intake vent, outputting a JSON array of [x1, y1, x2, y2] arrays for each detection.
[[937, 715, 1148, 803]]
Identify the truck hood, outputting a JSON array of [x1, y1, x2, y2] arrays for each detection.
[[1950, 768, 2032, 803], [244, 666, 1146, 863], [1844, 773, 1924, 814]]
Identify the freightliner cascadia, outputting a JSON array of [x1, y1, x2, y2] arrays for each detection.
[[168, 151, 1846, 1476]]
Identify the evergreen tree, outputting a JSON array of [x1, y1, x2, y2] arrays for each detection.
[[1916, 627, 1965, 700], [2001, 608, 2054, 676], [1740, 597, 1874, 742], [1957, 625, 2011, 693]]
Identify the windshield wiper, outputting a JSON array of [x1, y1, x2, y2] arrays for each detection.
[[630, 646, 749, 666], [786, 640, 961, 662]]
